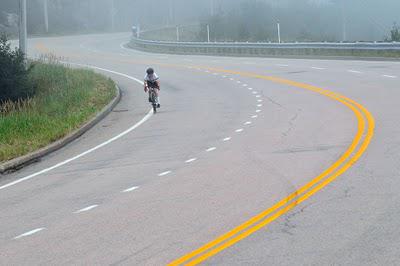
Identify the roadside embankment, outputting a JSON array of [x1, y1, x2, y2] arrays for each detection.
[[0, 61, 119, 172]]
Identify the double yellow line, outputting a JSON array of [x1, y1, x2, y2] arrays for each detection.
[[169, 68, 375, 265]]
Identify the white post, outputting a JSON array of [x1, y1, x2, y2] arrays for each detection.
[[43, 0, 49, 33], [277, 21, 281, 44], [176, 26, 179, 42], [137, 24, 140, 38], [19, 0, 27, 57], [207, 24, 210, 43]]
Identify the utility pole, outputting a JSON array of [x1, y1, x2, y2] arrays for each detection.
[[207, 24, 210, 43], [19, 0, 27, 58], [277, 21, 281, 43], [110, 0, 115, 31], [43, 0, 49, 33], [210, 0, 215, 16], [168, 0, 174, 26], [341, 2, 347, 41]]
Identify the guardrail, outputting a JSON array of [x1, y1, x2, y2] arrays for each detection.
[[129, 37, 400, 58]]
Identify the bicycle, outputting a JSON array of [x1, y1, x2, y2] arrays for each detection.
[[148, 87, 158, 114]]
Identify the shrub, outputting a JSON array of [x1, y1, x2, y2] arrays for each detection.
[[0, 34, 34, 103]]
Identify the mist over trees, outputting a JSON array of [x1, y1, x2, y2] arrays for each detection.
[[0, 0, 399, 42]]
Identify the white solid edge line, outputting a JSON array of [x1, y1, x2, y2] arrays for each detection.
[[122, 186, 139, 193], [0, 63, 152, 191], [158, 171, 172, 177], [14, 228, 46, 240], [206, 147, 217, 152], [74, 205, 99, 214], [185, 158, 197, 163]]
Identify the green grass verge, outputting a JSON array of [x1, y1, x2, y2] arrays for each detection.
[[0, 62, 116, 163]]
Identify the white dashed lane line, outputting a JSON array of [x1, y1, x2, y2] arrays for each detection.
[[257, 104, 263, 107], [243, 84, 248, 87], [248, 87, 253, 90], [257, 99, 263, 102], [185, 158, 197, 163], [256, 95, 261, 98], [206, 147, 217, 152], [244, 121, 252, 125], [223, 137, 232, 142], [382, 75, 397, 78], [276, 64, 289, 67], [252, 115, 258, 118], [252, 91, 258, 94], [256, 110, 262, 113], [122, 186, 139, 193], [348, 70, 363, 74], [14, 228, 46, 240], [235, 129, 244, 133], [158, 171, 172, 177], [311, 67, 326, 70], [74, 205, 99, 214]]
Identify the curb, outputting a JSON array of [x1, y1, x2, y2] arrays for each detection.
[[0, 85, 122, 174]]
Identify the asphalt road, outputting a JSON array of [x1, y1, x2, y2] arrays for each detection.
[[1, 33, 400, 265]]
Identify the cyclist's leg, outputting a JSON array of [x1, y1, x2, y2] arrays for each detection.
[[156, 89, 160, 106]]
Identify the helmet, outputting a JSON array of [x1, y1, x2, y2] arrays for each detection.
[[146, 68, 154, 75]]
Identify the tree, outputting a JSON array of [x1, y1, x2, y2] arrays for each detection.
[[389, 23, 400, 42], [0, 35, 34, 103]]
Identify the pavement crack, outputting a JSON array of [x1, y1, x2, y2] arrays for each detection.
[[282, 109, 301, 138], [265, 95, 284, 109]]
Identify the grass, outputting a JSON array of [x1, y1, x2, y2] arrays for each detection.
[[0, 60, 116, 163]]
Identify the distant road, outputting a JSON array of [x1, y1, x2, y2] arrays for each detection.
[[1, 33, 399, 265]]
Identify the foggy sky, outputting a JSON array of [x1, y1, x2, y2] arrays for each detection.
[[1, 0, 399, 42]]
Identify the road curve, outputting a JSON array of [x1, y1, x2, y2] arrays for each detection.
[[1, 33, 399, 265]]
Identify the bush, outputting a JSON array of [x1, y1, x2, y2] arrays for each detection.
[[0, 34, 34, 103]]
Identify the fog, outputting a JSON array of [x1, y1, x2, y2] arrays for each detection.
[[1, 0, 399, 42]]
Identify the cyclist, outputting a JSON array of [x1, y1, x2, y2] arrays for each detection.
[[144, 67, 160, 108]]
